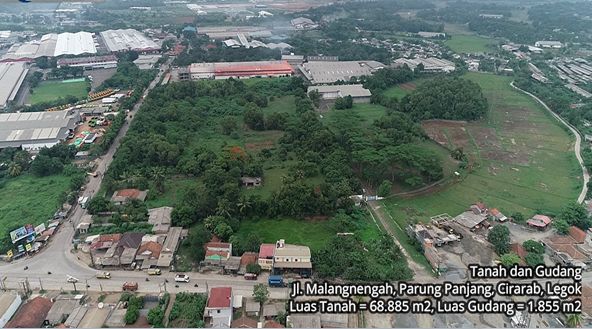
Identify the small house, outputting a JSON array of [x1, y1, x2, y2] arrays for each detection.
[[204, 287, 233, 327], [489, 208, 507, 222], [204, 242, 232, 264], [110, 189, 148, 205], [258, 243, 275, 270], [241, 177, 262, 187], [527, 215, 552, 230]]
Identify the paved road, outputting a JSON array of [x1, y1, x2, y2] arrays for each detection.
[[511, 81, 589, 203]]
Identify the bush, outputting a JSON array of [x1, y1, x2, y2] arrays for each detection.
[[525, 253, 544, 266], [246, 263, 262, 275], [523, 240, 544, 254]]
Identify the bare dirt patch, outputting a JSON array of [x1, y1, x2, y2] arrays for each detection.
[[399, 82, 417, 91], [245, 140, 274, 151]]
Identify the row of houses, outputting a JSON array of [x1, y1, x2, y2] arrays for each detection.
[[85, 206, 186, 269], [202, 239, 312, 277]]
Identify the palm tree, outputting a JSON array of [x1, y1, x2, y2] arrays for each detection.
[[7, 162, 22, 177], [150, 167, 166, 193], [236, 196, 252, 216], [566, 313, 582, 328], [216, 199, 233, 218]]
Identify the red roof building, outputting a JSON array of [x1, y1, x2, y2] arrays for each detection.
[[6, 296, 53, 328], [258, 243, 276, 270], [510, 243, 527, 263], [264, 320, 285, 328], [207, 287, 232, 308], [240, 252, 258, 267], [527, 214, 552, 229], [231, 316, 258, 328], [569, 226, 587, 243]]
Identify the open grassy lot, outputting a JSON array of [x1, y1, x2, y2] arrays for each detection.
[[445, 34, 496, 53], [0, 174, 70, 237], [28, 79, 89, 104], [235, 213, 382, 251], [383, 72, 581, 225], [145, 178, 197, 208]]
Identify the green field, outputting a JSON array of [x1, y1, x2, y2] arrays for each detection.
[[383, 72, 581, 228], [382, 79, 426, 99], [235, 213, 382, 251], [445, 34, 496, 53], [0, 174, 70, 238], [28, 79, 89, 105]]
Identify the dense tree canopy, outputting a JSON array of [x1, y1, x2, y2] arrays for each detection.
[[401, 77, 488, 121]]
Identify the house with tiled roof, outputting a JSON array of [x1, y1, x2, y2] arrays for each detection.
[[6, 296, 53, 328], [527, 214, 552, 230], [203, 241, 232, 265], [258, 243, 275, 270], [264, 320, 284, 328], [110, 189, 148, 205], [231, 316, 258, 328], [489, 208, 507, 222], [510, 243, 527, 264], [544, 226, 592, 269], [205, 287, 233, 327]]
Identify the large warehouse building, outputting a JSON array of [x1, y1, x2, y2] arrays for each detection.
[[187, 60, 293, 80], [100, 29, 160, 53], [0, 62, 28, 109], [0, 110, 80, 150], [1, 32, 96, 62], [57, 55, 118, 69], [298, 60, 385, 84]]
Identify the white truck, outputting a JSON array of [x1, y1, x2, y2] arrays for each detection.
[[174, 274, 190, 283]]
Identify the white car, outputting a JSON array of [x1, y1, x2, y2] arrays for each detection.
[[174, 274, 190, 283], [66, 275, 79, 283]]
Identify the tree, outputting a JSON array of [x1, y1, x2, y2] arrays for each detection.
[[150, 167, 166, 194], [246, 263, 262, 275], [30, 154, 63, 176], [500, 253, 521, 266], [511, 212, 525, 223], [7, 162, 22, 177], [522, 240, 544, 254], [87, 196, 111, 215], [488, 225, 510, 255], [334, 96, 353, 110], [377, 180, 392, 197], [554, 219, 570, 235], [147, 307, 165, 327], [214, 222, 233, 241], [524, 253, 544, 266], [253, 284, 269, 305], [308, 89, 321, 107], [559, 202, 592, 230], [244, 106, 265, 131], [566, 313, 583, 328]]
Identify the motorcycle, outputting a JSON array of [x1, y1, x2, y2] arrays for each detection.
[[23, 266, 28, 271]]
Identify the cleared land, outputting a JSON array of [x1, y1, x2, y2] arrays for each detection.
[[445, 34, 496, 53], [383, 72, 581, 228], [28, 79, 89, 105], [0, 174, 70, 237]]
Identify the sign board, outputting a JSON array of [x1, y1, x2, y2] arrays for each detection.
[[6, 250, 13, 258], [16, 245, 24, 253], [10, 227, 27, 244], [25, 244, 32, 252], [34, 223, 46, 235]]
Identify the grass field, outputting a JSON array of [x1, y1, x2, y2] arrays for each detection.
[[445, 34, 496, 53], [383, 73, 581, 227], [0, 174, 70, 238], [235, 213, 382, 251], [28, 79, 89, 105], [382, 80, 425, 99]]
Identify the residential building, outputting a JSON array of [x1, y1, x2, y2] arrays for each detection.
[[232, 316, 258, 328], [110, 189, 148, 205], [407, 223, 459, 247], [0, 293, 21, 328], [544, 226, 591, 268], [99, 232, 144, 267], [157, 226, 182, 268], [205, 287, 233, 327], [44, 299, 80, 326], [307, 84, 372, 103], [148, 207, 172, 234], [298, 60, 385, 84], [0, 110, 80, 150], [6, 296, 53, 328], [535, 41, 563, 49], [488, 208, 507, 222], [136, 241, 162, 268], [89, 233, 121, 251], [241, 177, 262, 187], [272, 239, 312, 277], [527, 214, 552, 230], [453, 211, 488, 230], [258, 243, 275, 270], [204, 242, 232, 265]]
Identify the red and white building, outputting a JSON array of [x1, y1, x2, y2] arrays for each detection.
[[205, 287, 233, 327], [188, 60, 293, 80]]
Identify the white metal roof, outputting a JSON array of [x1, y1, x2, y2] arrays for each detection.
[[100, 29, 159, 52], [54, 32, 96, 56], [0, 62, 28, 108]]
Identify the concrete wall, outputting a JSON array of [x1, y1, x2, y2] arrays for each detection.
[[0, 294, 22, 328]]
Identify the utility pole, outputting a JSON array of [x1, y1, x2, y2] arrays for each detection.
[[99, 283, 103, 292], [0, 276, 6, 291], [72, 282, 77, 293], [38, 278, 43, 292], [85, 279, 89, 293]]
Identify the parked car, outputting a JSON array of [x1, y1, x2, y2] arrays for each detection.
[[122, 282, 138, 291], [174, 274, 190, 283], [244, 273, 257, 280], [96, 271, 111, 279], [147, 268, 161, 275]]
